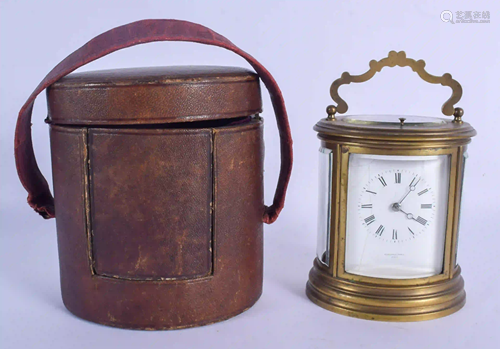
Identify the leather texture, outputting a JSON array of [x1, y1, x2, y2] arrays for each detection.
[[89, 128, 213, 280], [15, 19, 293, 224], [50, 120, 264, 329], [47, 66, 262, 125]]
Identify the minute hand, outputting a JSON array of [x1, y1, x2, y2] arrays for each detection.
[[398, 177, 420, 204]]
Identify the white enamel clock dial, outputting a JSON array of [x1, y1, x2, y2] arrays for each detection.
[[345, 154, 450, 279]]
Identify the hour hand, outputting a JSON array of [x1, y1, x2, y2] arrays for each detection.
[[391, 203, 416, 221]]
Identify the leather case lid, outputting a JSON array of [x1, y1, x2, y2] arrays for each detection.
[[47, 66, 262, 125]]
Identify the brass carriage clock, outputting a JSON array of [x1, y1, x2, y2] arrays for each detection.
[[306, 51, 476, 321]]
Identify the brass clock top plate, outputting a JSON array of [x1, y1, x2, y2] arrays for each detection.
[[314, 114, 476, 144]]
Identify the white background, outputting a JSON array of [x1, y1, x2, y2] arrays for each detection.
[[1, 1, 499, 348]]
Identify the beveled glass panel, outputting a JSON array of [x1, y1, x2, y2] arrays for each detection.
[[317, 147, 333, 266]]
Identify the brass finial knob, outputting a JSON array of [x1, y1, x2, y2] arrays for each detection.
[[453, 107, 464, 123], [326, 105, 337, 120]]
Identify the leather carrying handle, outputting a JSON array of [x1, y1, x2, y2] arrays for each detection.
[[15, 19, 293, 224]]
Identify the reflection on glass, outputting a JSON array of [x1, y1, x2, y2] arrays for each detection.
[[317, 147, 333, 266], [455, 152, 468, 266], [342, 115, 446, 125]]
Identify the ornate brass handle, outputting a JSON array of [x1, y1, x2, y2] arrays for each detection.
[[328, 51, 464, 122]]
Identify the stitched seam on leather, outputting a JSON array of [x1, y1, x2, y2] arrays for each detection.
[[83, 127, 97, 275], [211, 128, 216, 276]]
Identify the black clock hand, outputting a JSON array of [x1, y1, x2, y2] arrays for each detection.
[[398, 177, 421, 204], [398, 189, 412, 204], [391, 203, 417, 221], [399, 208, 417, 221]]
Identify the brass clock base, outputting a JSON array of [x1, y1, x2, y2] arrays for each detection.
[[306, 260, 466, 322]]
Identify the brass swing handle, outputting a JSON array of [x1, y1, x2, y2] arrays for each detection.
[[328, 50, 464, 122]]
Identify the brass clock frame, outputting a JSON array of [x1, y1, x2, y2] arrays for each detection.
[[307, 51, 476, 321]]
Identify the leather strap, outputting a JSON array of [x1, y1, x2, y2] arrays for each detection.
[[15, 19, 292, 224]]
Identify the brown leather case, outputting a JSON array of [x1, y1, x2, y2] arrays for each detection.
[[15, 20, 293, 329]]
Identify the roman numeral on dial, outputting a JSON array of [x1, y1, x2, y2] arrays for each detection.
[[408, 227, 415, 235], [395, 172, 401, 184], [366, 190, 377, 195], [409, 176, 420, 187], [364, 215, 375, 225], [378, 176, 387, 187], [418, 188, 429, 196], [375, 225, 384, 236], [421, 204, 432, 209], [392, 229, 398, 240], [361, 204, 373, 208], [416, 216, 428, 225]]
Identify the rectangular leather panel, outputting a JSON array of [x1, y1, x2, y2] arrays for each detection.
[[212, 120, 264, 301], [88, 128, 212, 280], [50, 126, 92, 302]]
